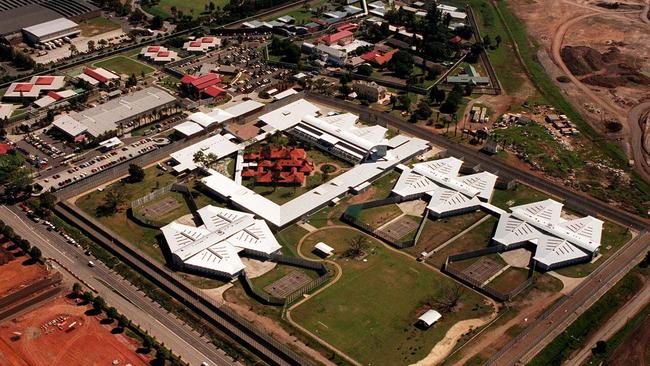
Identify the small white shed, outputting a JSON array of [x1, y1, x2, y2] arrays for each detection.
[[314, 242, 334, 257], [417, 310, 442, 328]]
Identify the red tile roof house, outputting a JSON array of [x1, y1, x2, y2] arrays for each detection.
[[361, 49, 398, 66], [242, 147, 314, 186], [317, 30, 354, 46]]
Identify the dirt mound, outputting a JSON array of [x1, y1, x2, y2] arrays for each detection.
[[562, 46, 650, 87], [561, 46, 605, 76]]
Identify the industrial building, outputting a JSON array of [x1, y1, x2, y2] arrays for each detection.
[[391, 157, 498, 218], [140, 46, 179, 63], [492, 199, 603, 270], [22, 17, 79, 44], [52, 87, 177, 140], [161, 205, 281, 278], [0, 0, 98, 43], [77, 67, 121, 85]]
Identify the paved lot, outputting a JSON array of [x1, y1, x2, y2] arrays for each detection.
[[35, 137, 169, 192], [264, 270, 311, 298], [462, 257, 503, 284]]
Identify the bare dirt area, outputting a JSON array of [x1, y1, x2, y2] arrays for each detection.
[[0, 243, 49, 297], [605, 314, 650, 366], [0, 296, 150, 366], [508, 0, 650, 179]]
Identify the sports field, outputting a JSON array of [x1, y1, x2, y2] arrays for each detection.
[[94, 56, 155, 76], [0, 296, 150, 366], [292, 228, 493, 365]]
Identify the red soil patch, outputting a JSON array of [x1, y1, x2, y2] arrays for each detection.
[[0, 296, 150, 366], [606, 315, 650, 366], [0, 247, 49, 297]]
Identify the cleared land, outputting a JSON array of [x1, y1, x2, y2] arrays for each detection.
[[427, 216, 499, 269], [78, 17, 120, 37], [486, 267, 529, 294], [293, 228, 493, 365], [94, 56, 155, 76], [409, 211, 486, 255], [0, 240, 49, 297], [0, 296, 149, 366], [356, 203, 402, 229]]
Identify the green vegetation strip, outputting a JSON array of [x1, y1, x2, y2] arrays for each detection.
[[528, 265, 648, 366], [94, 56, 155, 76]]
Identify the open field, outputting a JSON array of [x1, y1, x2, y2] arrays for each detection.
[[94, 56, 155, 77], [78, 17, 120, 37], [0, 241, 49, 297], [486, 267, 529, 294], [427, 216, 498, 269], [595, 303, 650, 366], [490, 183, 550, 209], [292, 228, 493, 365], [143, 0, 228, 19], [356, 203, 402, 229], [0, 296, 150, 366], [75, 166, 222, 263], [408, 211, 486, 256]]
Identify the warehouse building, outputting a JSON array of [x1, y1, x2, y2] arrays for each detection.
[[0, 0, 98, 43], [22, 17, 80, 44], [52, 86, 177, 140]]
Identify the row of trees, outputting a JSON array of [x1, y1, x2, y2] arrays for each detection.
[[71, 284, 184, 365], [0, 151, 34, 201], [0, 219, 43, 261], [0, 44, 36, 70]]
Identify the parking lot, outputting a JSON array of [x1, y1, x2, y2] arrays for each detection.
[[35, 137, 170, 192], [16, 133, 76, 171]]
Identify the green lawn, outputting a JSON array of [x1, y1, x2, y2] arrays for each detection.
[[490, 183, 551, 209], [427, 216, 498, 268], [408, 211, 486, 256], [357, 203, 402, 229], [276, 225, 309, 256], [75, 167, 222, 263], [78, 16, 121, 37], [292, 228, 494, 365], [94, 56, 155, 76], [485, 266, 529, 294], [143, 0, 228, 19]]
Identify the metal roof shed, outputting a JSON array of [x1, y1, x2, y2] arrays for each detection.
[[314, 242, 334, 257], [417, 310, 442, 328]]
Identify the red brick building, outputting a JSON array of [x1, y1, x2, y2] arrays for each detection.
[[242, 146, 314, 185]]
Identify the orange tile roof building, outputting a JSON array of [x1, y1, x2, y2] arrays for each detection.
[[242, 146, 314, 185]]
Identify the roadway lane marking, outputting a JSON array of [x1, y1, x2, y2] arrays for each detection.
[[0, 206, 72, 261]]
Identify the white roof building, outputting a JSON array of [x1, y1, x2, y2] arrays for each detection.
[[3, 75, 65, 100], [161, 206, 281, 278], [183, 37, 221, 52], [392, 157, 498, 218], [273, 88, 298, 101], [173, 121, 204, 137], [492, 199, 603, 269], [417, 310, 442, 327], [22, 18, 80, 43], [259, 98, 320, 131], [170, 133, 239, 173], [314, 242, 334, 257], [223, 100, 264, 118], [99, 137, 122, 150], [52, 114, 87, 137], [140, 46, 179, 63]]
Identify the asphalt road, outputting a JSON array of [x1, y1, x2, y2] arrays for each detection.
[[484, 231, 649, 365], [0, 205, 240, 366]]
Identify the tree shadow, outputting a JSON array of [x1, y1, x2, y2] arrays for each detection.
[[100, 318, 115, 325], [149, 358, 165, 366], [111, 327, 125, 334], [21, 258, 37, 266], [84, 308, 102, 316], [136, 347, 151, 354]]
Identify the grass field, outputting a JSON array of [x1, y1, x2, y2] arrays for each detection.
[[143, 0, 228, 19], [78, 17, 121, 37], [292, 228, 494, 365], [427, 216, 498, 268], [486, 266, 529, 294], [490, 183, 550, 209], [75, 167, 222, 263], [276, 225, 309, 256], [94, 56, 155, 76], [408, 211, 486, 256], [357, 203, 402, 229]]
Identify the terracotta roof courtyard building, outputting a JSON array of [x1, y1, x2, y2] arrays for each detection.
[[242, 146, 314, 186]]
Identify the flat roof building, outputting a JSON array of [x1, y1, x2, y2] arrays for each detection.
[[52, 87, 176, 139], [170, 133, 239, 173], [22, 17, 79, 43], [140, 46, 179, 63], [183, 36, 220, 52], [3, 75, 66, 100], [0, 0, 98, 39], [161, 205, 281, 278]]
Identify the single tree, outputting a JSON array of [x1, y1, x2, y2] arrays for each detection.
[[101, 188, 127, 213], [92, 296, 106, 312], [87, 40, 95, 52], [28, 246, 42, 261], [128, 164, 145, 182], [430, 282, 464, 313], [72, 282, 82, 295], [343, 235, 369, 259], [68, 44, 78, 57]]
